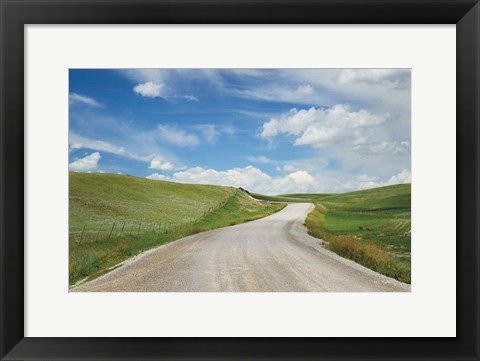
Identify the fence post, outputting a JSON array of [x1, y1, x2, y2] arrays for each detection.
[[120, 221, 126, 236], [108, 222, 116, 240], [79, 223, 86, 244], [95, 223, 104, 242], [129, 223, 134, 235], [138, 221, 142, 235]]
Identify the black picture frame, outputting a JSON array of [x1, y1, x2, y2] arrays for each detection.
[[1, 0, 479, 360]]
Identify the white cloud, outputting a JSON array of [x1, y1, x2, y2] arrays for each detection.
[[261, 108, 317, 138], [235, 69, 410, 103], [295, 84, 315, 95], [338, 69, 410, 86], [69, 93, 101, 107], [235, 84, 333, 108], [367, 141, 410, 155], [69, 132, 178, 171], [133, 81, 164, 98], [69, 152, 101, 171], [147, 165, 320, 195], [171, 166, 271, 190], [146, 164, 411, 194], [69, 132, 151, 162], [283, 164, 296, 172], [146, 173, 168, 181], [388, 169, 412, 184], [351, 169, 411, 190], [69, 133, 126, 155], [287, 170, 315, 185], [196, 124, 217, 143], [120, 69, 167, 83], [184, 95, 199, 102], [247, 155, 274, 164], [157, 125, 199, 147], [261, 104, 385, 150], [120, 69, 221, 101], [194, 124, 234, 143], [222, 124, 235, 135], [356, 174, 378, 182], [149, 157, 174, 171]]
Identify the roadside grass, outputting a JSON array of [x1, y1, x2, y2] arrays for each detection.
[[69, 172, 284, 286], [302, 184, 411, 284]]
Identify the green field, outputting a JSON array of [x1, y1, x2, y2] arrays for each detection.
[[253, 184, 411, 283], [69, 172, 284, 285]]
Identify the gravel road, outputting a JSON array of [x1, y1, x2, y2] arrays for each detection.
[[72, 203, 410, 292]]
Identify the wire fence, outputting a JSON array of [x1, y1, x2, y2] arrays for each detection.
[[69, 219, 197, 244]]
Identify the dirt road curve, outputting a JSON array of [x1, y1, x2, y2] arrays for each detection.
[[72, 203, 410, 292]]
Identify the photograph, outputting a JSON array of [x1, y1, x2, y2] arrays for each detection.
[[68, 68, 411, 292]]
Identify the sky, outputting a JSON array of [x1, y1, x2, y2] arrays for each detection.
[[69, 69, 411, 195]]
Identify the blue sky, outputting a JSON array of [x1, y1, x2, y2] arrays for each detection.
[[69, 69, 411, 194]]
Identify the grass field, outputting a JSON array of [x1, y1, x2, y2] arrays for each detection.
[[69, 172, 284, 285], [253, 184, 411, 283]]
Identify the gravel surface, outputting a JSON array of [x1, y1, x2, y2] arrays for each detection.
[[72, 203, 411, 292]]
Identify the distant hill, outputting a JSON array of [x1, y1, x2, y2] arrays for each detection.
[[253, 183, 411, 211]]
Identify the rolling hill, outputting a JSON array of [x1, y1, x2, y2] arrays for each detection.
[[69, 172, 284, 285]]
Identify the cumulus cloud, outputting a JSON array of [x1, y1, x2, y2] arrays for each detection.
[[170, 166, 271, 190], [133, 81, 164, 98], [146, 165, 320, 195], [388, 169, 412, 184], [69, 93, 102, 107], [146, 173, 168, 181], [69, 152, 101, 171], [287, 170, 315, 185], [261, 104, 385, 150], [352, 169, 411, 190], [149, 156, 174, 171], [157, 124, 199, 147], [121, 70, 211, 101]]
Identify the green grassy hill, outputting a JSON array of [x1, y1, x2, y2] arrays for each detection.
[[252, 183, 410, 207], [252, 184, 411, 283], [304, 184, 411, 283], [69, 172, 284, 285]]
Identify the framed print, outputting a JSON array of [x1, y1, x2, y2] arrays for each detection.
[[1, 0, 479, 360]]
